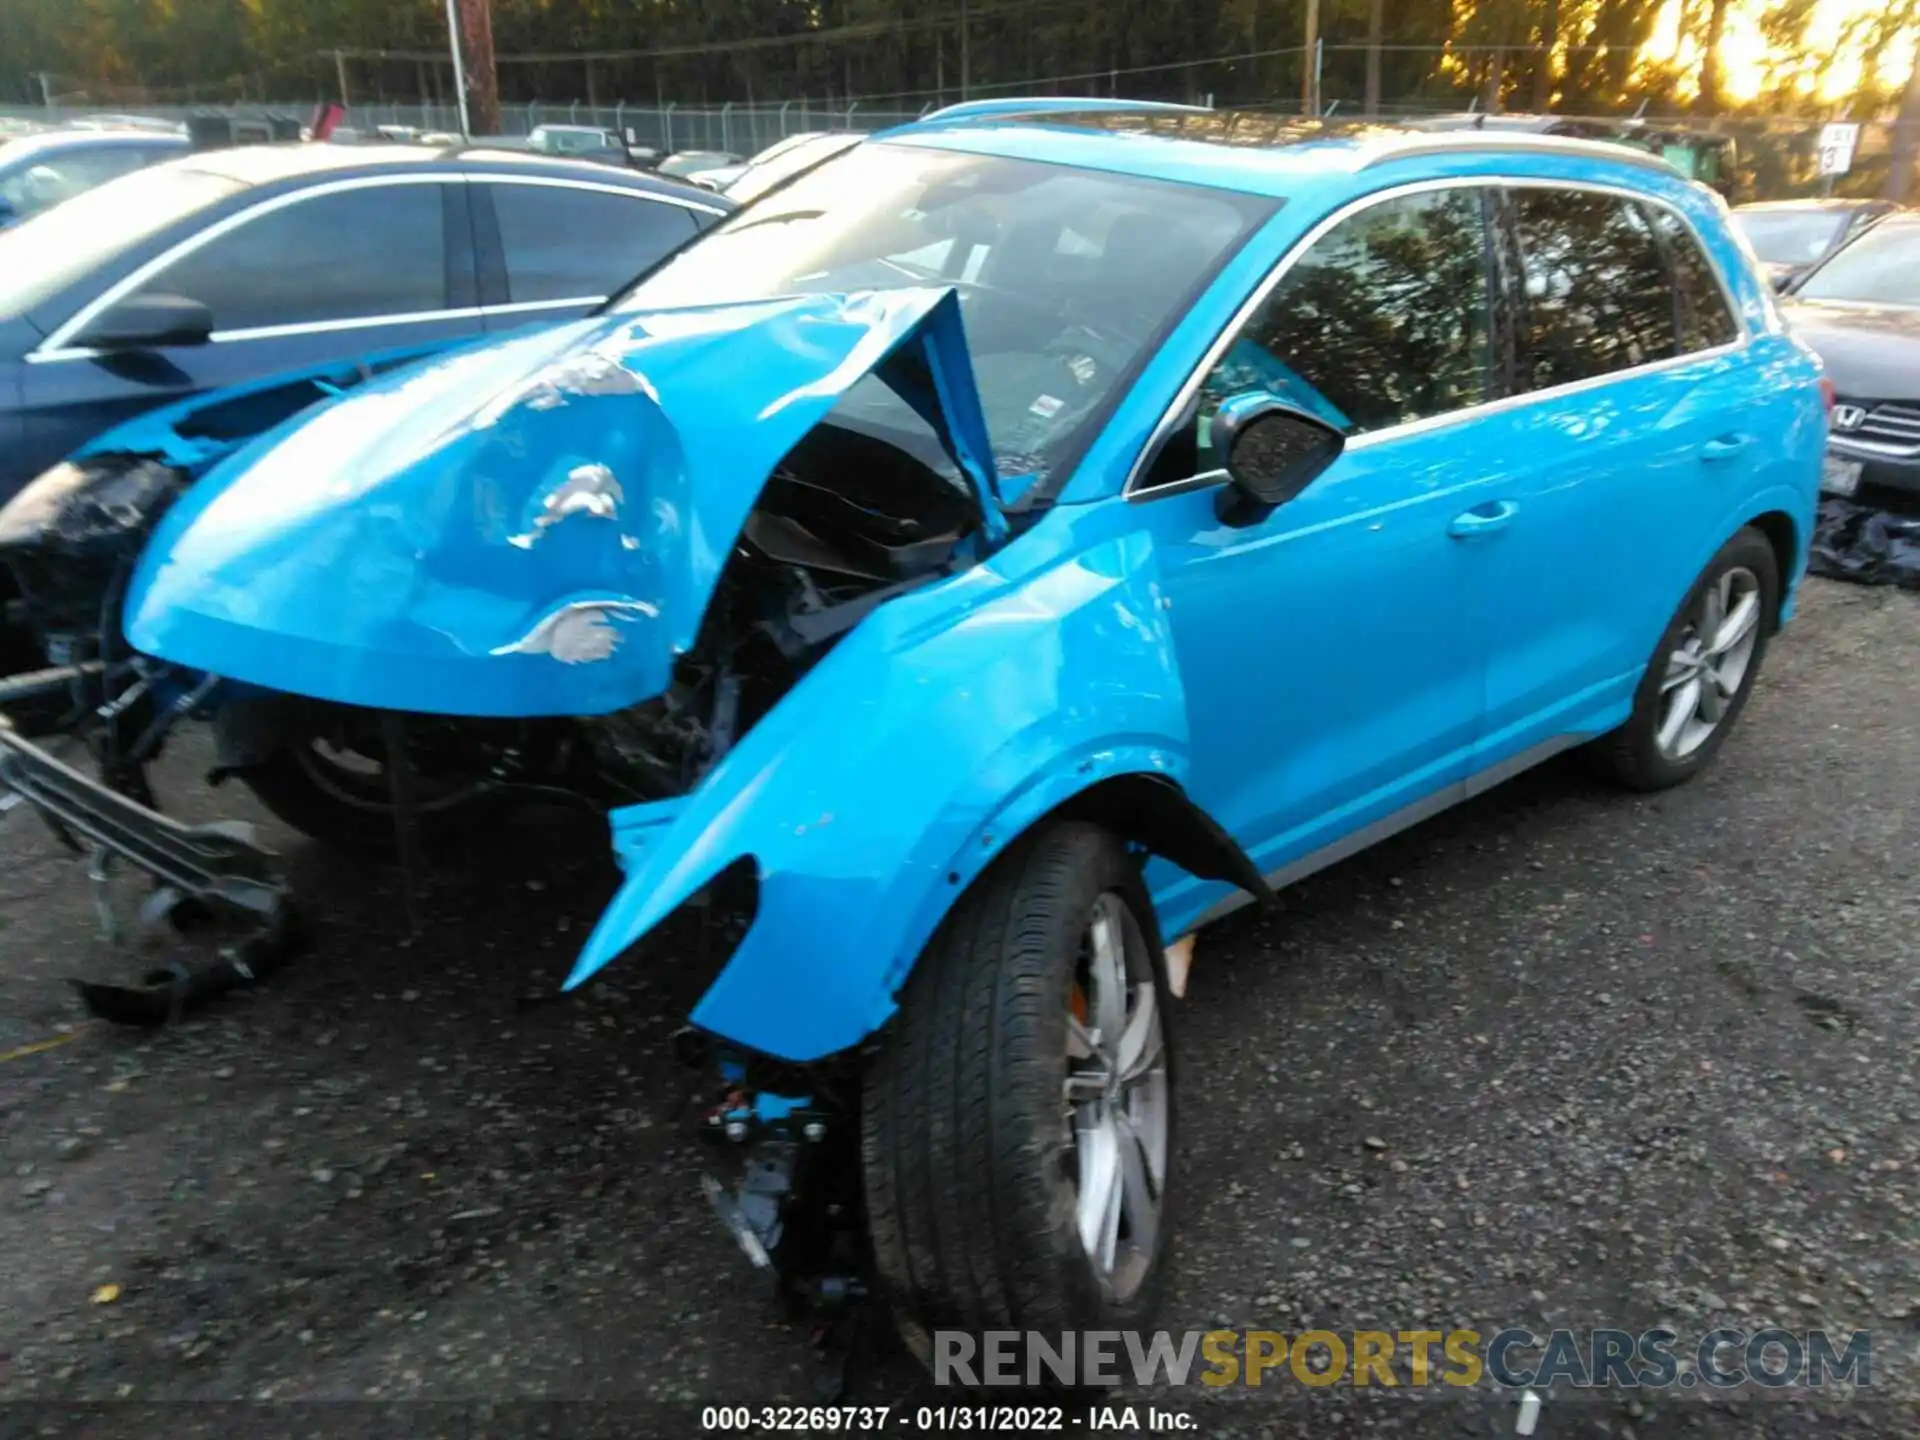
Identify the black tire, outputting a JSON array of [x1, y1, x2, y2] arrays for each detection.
[[862, 821, 1175, 1380], [1590, 525, 1780, 792], [234, 746, 481, 851]]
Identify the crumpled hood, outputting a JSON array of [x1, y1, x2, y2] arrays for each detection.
[[124, 288, 999, 716]]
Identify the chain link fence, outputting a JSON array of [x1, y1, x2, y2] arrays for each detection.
[[2, 96, 1908, 202], [0, 99, 930, 153]]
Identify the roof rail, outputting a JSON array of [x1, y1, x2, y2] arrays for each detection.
[[916, 97, 1212, 124], [1361, 131, 1683, 177]]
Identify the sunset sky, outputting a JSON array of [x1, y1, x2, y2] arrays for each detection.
[[1643, 0, 1906, 103]]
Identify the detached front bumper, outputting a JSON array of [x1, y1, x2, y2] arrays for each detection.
[[0, 667, 294, 1024]]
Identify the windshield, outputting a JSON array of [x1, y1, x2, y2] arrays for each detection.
[[0, 164, 239, 321], [620, 142, 1274, 493], [1732, 208, 1848, 266], [727, 134, 863, 207], [1796, 220, 1920, 306]]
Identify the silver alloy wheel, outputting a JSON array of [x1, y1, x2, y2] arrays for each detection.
[[1064, 892, 1169, 1301], [1655, 564, 1762, 761]]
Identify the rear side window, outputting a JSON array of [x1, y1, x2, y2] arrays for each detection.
[[1506, 189, 1676, 390], [488, 183, 697, 304], [1648, 206, 1740, 352], [139, 182, 447, 332], [1200, 187, 1494, 435]]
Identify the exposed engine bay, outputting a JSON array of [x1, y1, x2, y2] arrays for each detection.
[[567, 415, 979, 802], [0, 409, 980, 819]]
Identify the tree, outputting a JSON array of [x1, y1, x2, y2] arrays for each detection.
[[1695, 0, 1731, 114], [1888, 30, 1920, 202]]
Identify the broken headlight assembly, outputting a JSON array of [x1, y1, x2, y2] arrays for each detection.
[[0, 457, 189, 641]]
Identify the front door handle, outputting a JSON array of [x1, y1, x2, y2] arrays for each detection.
[[1702, 434, 1755, 462], [1448, 500, 1519, 539]]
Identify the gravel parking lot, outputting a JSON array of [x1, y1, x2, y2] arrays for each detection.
[[0, 577, 1915, 1438]]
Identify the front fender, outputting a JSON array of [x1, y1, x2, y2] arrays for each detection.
[[564, 526, 1193, 1062]]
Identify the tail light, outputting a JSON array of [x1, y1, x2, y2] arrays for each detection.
[[1820, 376, 1836, 413]]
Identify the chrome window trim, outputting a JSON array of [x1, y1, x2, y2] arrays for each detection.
[[34, 295, 601, 354], [1124, 174, 1751, 502], [207, 307, 485, 344], [479, 173, 726, 217], [480, 296, 605, 316], [32, 173, 470, 360], [30, 170, 718, 362]]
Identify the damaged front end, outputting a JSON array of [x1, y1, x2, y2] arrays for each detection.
[[0, 289, 1027, 1024], [121, 288, 1004, 719]]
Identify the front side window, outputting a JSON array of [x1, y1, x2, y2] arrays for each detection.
[[1198, 186, 1494, 442], [489, 184, 696, 304], [621, 143, 1274, 492], [134, 182, 447, 333], [1506, 188, 1677, 389]]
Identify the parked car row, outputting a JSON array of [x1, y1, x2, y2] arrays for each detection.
[[1729, 196, 1899, 289], [0, 101, 1827, 1384], [0, 126, 189, 228], [1774, 212, 1920, 506]]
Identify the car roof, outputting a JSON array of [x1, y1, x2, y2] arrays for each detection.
[[5, 129, 188, 158], [161, 141, 727, 206], [878, 104, 1684, 199]]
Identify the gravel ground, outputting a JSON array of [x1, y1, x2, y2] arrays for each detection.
[[0, 577, 1915, 1439]]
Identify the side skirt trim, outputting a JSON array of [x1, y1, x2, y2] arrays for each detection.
[[1187, 732, 1589, 930]]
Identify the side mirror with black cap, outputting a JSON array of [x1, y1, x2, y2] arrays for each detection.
[[1210, 391, 1346, 527], [73, 293, 214, 352]]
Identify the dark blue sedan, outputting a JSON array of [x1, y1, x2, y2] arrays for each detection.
[[0, 143, 730, 507]]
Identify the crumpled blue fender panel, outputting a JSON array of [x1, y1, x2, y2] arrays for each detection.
[[564, 523, 1192, 1062], [124, 289, 999, 717]]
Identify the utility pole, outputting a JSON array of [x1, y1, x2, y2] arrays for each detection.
[[960, 0, 971, 100], [449, 0, 501, 136], [443, 0, 473, 136], [1301, 0, 1320, 114], [35, 71, 54, 108], [334, 49, 351, 108]]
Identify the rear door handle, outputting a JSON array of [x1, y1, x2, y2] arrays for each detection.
[[1702, 434, 1755, 462], [1448, 500, 1519, 539]]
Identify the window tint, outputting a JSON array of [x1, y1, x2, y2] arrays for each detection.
[[140, 182, 446, 332], [1199, 187, 1492, 437], [1507, 189, 1676, 389], [490, 184, 697, 303], [1649, 206, 1739, 352]]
